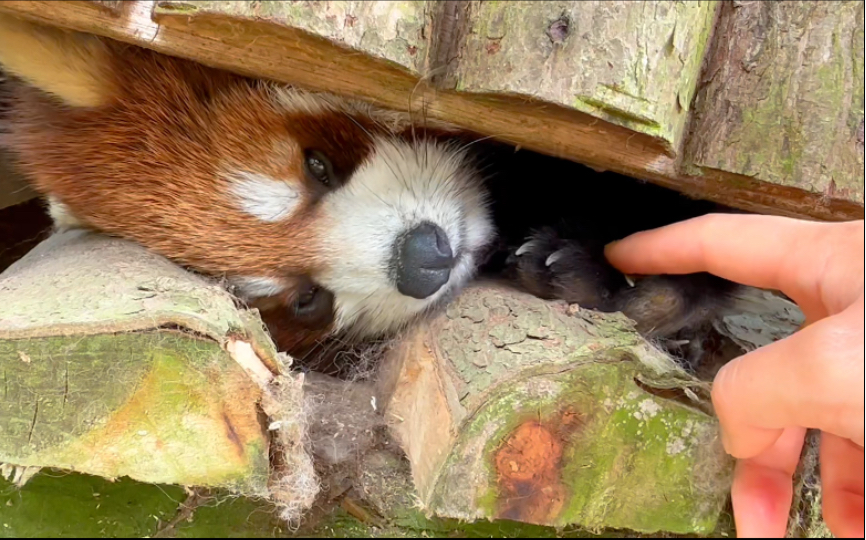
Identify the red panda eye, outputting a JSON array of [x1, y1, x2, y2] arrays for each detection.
[[297, 287, 316, 307], [293, 283, 335, 327], [304, 150, 334, 186]]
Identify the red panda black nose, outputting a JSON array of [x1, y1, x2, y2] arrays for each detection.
[[394, 222, 456, 299]]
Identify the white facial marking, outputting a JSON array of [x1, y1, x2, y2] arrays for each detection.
[[230, 276, 287, 299], [47, 196, 86, 231], [227, 171, 301, 223], [316, 137, 495, 338]]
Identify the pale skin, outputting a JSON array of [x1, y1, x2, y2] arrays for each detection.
[[605, 214, 865, 538]]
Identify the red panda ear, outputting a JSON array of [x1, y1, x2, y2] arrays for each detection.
[[0, 13, 113, 107]]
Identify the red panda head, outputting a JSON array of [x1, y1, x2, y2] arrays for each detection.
[[0, 15, 495, 355]]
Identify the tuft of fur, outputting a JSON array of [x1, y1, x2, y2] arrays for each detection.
[[0, 14, 111, 107]]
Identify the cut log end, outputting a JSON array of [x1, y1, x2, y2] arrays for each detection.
[[381, 283, 734, 535]]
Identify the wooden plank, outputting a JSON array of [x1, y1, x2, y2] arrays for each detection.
[[452, 1, 718, 155], [0, 1, 861, 221], [686, 1, 865, 205]]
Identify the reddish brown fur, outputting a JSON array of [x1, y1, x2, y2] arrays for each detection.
[[1, 25, 485, 359], [1, 36, 407, 356], [3, 39, 384, 281]]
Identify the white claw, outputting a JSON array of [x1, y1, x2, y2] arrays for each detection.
[[545, 249, 566, 267], [515, 241, 536, 257], [624, 274, 636, 287]]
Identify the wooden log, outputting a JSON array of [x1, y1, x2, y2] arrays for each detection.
[[452, 1, 718, 155], [378, 284, 734, 535], [0, 1, 860, 221], [0, 230, 317, 519], [686, 1, 865, 206], [155, 1, 431, 76]]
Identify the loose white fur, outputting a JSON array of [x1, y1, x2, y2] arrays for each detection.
[[228, 171, 302, 223], [316, 137, 494, 338]]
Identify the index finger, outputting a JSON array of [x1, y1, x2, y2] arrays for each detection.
[[603, 214, 846, 317]]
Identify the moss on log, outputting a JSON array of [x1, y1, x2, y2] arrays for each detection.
[[686, 1, 865, 206], [0, 230, 314, 509], [379, 284, 733, 535], [0, 333, 269, 493]]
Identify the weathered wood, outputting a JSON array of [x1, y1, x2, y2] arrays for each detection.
[[0, 1, 860, 221], [378, 284, 734, 535], [0, 230, 317, 518], [687, 1, 864, 206], [453, 1, 718, 154], [87, 0, 122, 14]]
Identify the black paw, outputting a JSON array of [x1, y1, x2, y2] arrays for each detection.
[[612, 273, 736, 340], [507, 227, 621, 310]]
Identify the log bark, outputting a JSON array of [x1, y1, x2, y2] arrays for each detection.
[[0, 230, 315, 516], [452, 1, 718, 155], [0, 238, 815, 536], [686, 1, 865, 206], [155, 1, 431, 76], [0, 1, 861, 221], [378, 284, 734, 535]]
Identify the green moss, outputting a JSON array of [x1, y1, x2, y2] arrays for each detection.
[[172, 495, 292, 538], [847, 2, 865, 134], [430, 357, 726, 535], [2, 333, 270, 494], [0, 334, 157, 454], [573, 96, 661, 129], [0, 470, 184, 538]]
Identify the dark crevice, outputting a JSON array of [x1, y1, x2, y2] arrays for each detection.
[[633, 377, 714, 417]]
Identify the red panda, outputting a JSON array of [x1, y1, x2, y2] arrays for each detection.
[[0, 14, 740, 370], [0, 14, 495, 358]]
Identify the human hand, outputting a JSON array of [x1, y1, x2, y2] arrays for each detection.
[[605, 214, 865, 538]]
